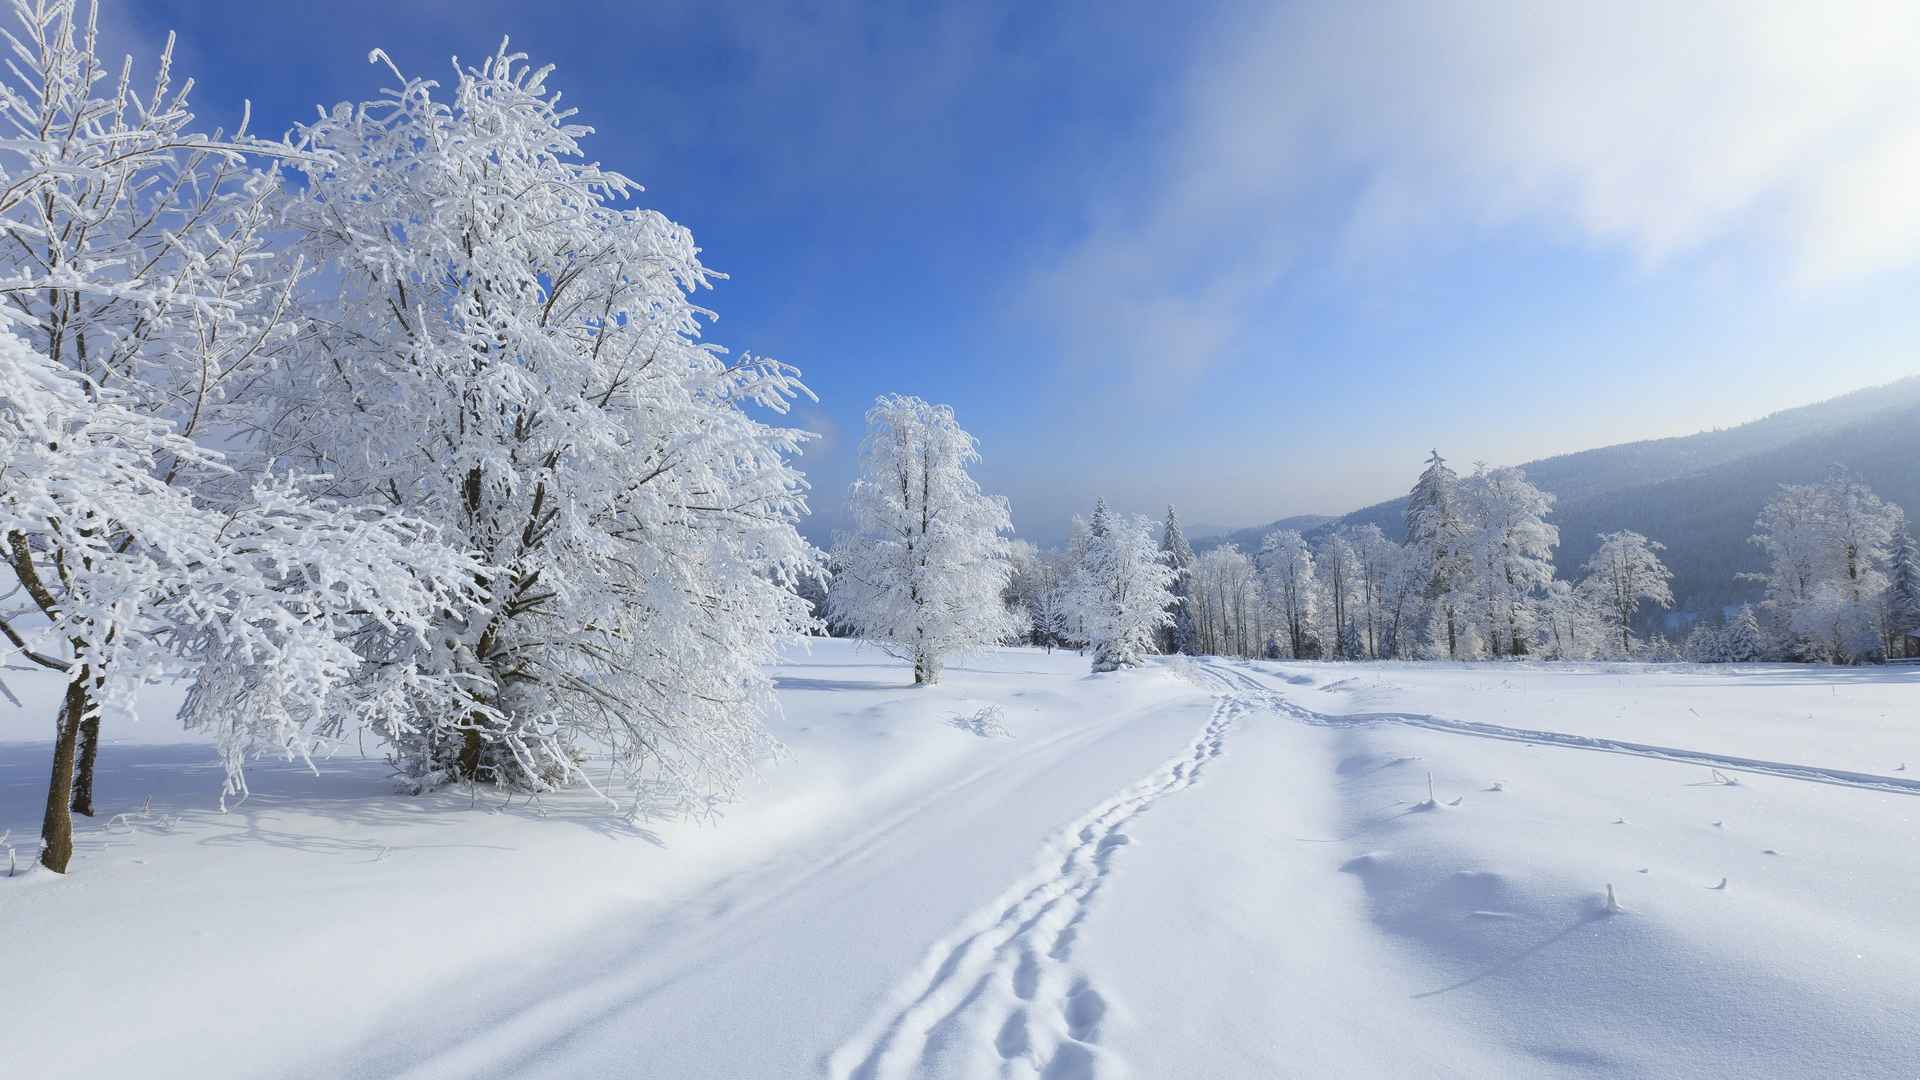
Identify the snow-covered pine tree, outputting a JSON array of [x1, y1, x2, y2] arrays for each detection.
[[1886, 527, 1920, 658], [1159, 506, 1198, 655], [1030, 585, 1072, 653], [1406, 451, 1471, 658], [1580, 530, 1674, 658], [1072, 503, 1177, 672], [1722, 604, 1765, 662], [279, 44, 818, 804], [831, 396, 1016, 685], [1683, 621, 1726, 663]]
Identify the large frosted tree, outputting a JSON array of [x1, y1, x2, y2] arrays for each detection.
[[0, 331, 474, 872], [277, 43, 818, 804], [0, 4, 484, 872], [830, 396, 1016, 685]]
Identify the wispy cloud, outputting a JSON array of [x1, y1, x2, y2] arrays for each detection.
[[1031, 1, 1920, 374]]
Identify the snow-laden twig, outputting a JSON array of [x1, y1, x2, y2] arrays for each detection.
[[945, 705, 1013, 738]]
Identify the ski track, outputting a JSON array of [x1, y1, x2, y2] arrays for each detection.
[[828, 694, 1241, 1080], [1200, 660, 1920, 797]]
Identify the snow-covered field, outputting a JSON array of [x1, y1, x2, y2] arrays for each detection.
[[3, 643, 1916, 1078]]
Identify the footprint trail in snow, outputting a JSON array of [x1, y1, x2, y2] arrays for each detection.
[[827, 694, 1242, 1080]]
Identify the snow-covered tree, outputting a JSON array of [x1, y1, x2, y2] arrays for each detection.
[[1316, 531, 1358, 659], [1537, 580, 1601, 660], [1749, 469, 1903, 663], [1406, 451, 1471, 658], [1886, 527, 1920, 658], [1580, 530, 1674, 657], [0, 0, 327, 818], [831, 395, 1015, 685], [279, 44, 818, 802], [1460, 465, 1558, 657], [1682, 621, 1726, 663], [1722, 604, 1766, 662], [1159, 506, 1198, 655], [1, 331, 476, 872], [1071, 501, 1176, 672], [1189, 544, 1258, 657], [1029, 584, 1073, 653], [1260, 530, 1320, 660]]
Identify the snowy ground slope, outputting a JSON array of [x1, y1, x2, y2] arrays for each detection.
[[3, 646, 1916, 1078]]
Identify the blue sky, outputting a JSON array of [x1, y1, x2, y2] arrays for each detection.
[[127, 1, 1920, 544]]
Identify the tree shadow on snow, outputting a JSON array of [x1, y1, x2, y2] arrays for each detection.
[[0, 740, 667, 866]]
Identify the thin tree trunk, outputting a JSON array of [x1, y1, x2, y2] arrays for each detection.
[[40, 679, 86, 873], [70, 683, 100, 816]]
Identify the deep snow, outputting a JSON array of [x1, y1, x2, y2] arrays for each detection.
[[3, 645, 1916, 1078]]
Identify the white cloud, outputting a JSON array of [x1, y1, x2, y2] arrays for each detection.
[[1033, 1, 1920, 370]]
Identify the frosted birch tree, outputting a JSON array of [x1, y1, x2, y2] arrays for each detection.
[[830, 395, 1015, 685]]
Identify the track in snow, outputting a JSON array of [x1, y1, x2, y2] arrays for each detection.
[[827, 695, 1241, 1080], [1198, 660, 1920, 798]]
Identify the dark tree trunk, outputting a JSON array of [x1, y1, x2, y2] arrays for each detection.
[[40, 680, 86, 873], [458, 727, 485, 780], [71, 685, 100, 816]]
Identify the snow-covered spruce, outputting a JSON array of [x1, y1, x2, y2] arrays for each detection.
[[1070, 500, 1177, 672], [274, 43, 818, 804], [1159, 506, 1198, 656], [829, 395, 1016, 685], [1405, 450, 1473, 658]]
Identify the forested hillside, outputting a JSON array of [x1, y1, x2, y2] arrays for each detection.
[[1219, 377, 1920, 620]]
